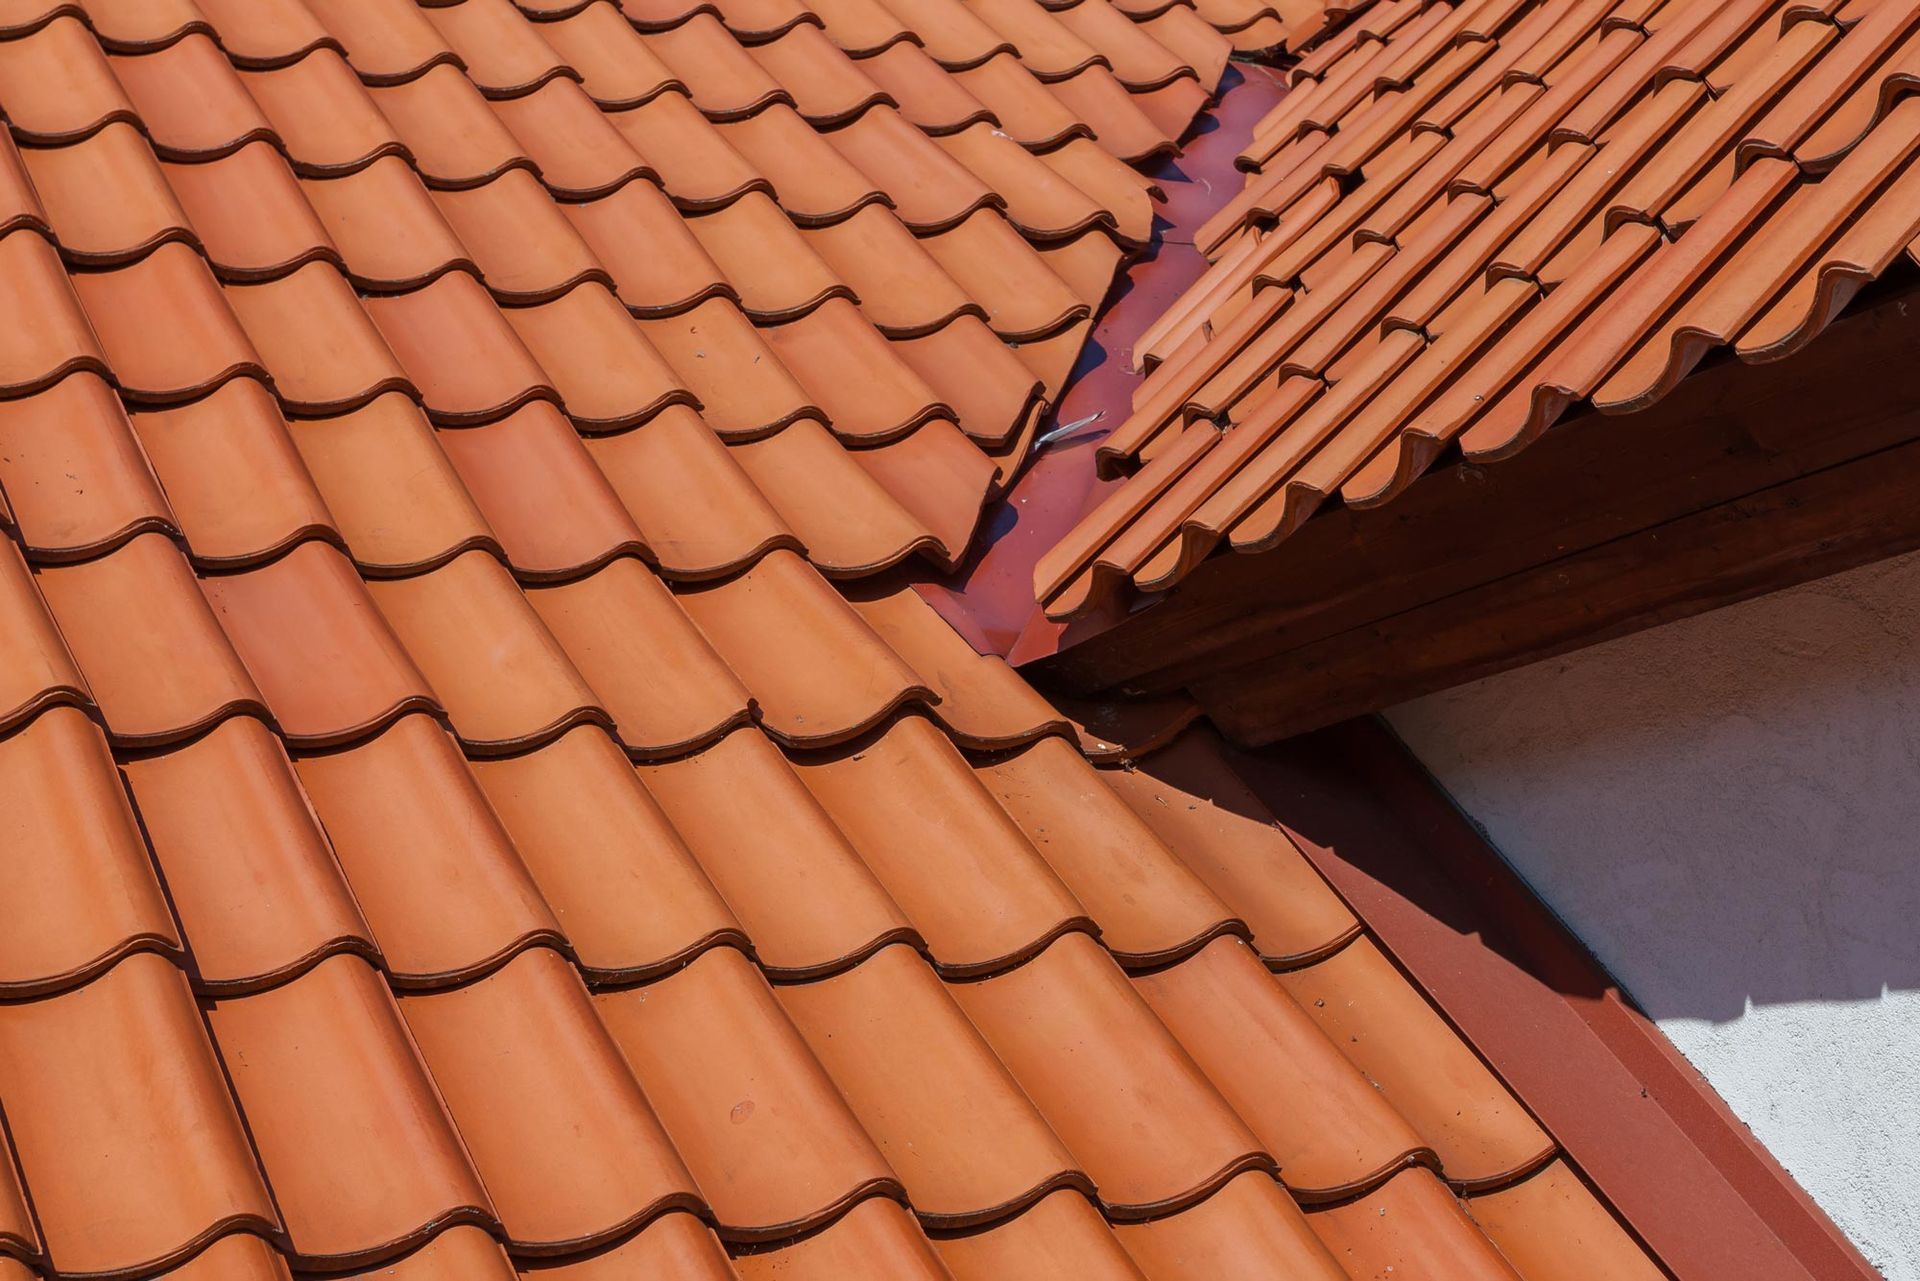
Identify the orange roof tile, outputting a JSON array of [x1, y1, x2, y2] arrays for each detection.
[[1038, 0, 1920, 620], [0, 1, 1679, 1278]]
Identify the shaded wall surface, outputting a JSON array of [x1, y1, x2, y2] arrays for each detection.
[[1388, 550, 1920, 1281]]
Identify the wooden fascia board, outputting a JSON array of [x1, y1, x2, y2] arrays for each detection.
[[1030, 282, 1920, 746]]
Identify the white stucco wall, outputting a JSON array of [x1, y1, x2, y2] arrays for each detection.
[[1386, 549, 1920, 1281]]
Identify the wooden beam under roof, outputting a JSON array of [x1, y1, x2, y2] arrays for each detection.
[[1028, 280, 1920, 746]]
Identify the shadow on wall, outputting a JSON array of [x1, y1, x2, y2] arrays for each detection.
[[1377, 546, 1920, 1023]]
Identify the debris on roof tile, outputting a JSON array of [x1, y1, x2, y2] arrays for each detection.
[[1037, 0, 1920, 621], [0, 0, 1679, 1277]]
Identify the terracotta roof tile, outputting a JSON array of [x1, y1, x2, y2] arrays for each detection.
[[468, 724, 747, 979], [0, 537, 89, 732], [525, 1214, 737, 1281], [36, 531, 265, 744], [1042, 0, 1920, 618], [0, 19, 131, 145], [18, 122, 188, 266], [203, 539, 437, 744], [110, 37, 275, 161], [120, 714, 376, 992], [594, 944, 899, 1240], [510, 282, 701, 427], [634, 723, 921, 975], [204, 954, 492, 1266], [950, 930, 1267, 1215], [0, 703, 179, 998], [0, 5, 1682, 1277], [525, 554, 753, 752], [231, 54, 383, 173], [675, 548, 933, 743], [732, 1197, 949, 1280], [363, 549, 607, 750], [283, 390, 497, 573], [776, 943, 1084, 1221], [362, 271, 551, 422], [578, 405, 803, 576], [860, 41, 996, 131], [1308, 1167, 1526, 1280], [193, 0, 338, 68], [226, 262, 412, 413], [396, 946, 702, 1250], [432, 401, 649, 577], [726, 421, 964, 572], [423, 0, 577, 99], [291, 712, 565, 984], [4, 961, 277, 1275], [636, 297, 823, 437], [304, 156, 467, 291], [796, 716, 1092, 971], [930, 1187, 1147, 1279], [1112, 1170, 1347, 1277], [0, 371, 175, 559], [977, 734, 1241, 961]]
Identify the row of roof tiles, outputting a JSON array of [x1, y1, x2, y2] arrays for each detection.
[[0, 0, 1672, 1277], [1036, 0, 1920, 618], [5, 682, 1650, 1278]]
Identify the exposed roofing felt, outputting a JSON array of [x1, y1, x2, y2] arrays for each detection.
[[0, 1, 1677, 1278], [1035, 0, 1920, 620]]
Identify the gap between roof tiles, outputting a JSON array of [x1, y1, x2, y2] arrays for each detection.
[[913, 58, 1292, 663]]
